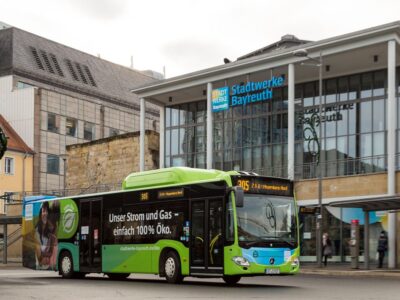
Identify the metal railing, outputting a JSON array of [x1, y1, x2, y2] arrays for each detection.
[[23, 182, 123, 199], [296, 155, 386, 180], [3, 154, 397, 203], [248, 155, 388, 180], [0, 226, 22, 250]]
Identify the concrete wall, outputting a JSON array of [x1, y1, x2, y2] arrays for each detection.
[[66, 130, 159, 190], [0, 76, 36, 148]]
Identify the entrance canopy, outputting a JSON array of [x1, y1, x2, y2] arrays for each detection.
[[330, 195, 400, 211], [132, 21, 400, 106]]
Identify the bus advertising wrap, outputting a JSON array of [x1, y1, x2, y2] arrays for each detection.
[[22, 198, 78, 270]]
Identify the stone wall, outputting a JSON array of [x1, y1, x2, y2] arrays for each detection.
[[295, 173, 388, 201], [66, 130, 159, 190]]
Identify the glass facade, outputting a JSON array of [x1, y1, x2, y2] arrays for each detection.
[[297, 69, 388, 179], [164, 102, 206, 168], [164, 68, 400, 180], [300, 207, 387, 262]]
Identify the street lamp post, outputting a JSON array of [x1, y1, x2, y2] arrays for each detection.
[[60, 154, 67, 196], [293, 49, 324, 268]]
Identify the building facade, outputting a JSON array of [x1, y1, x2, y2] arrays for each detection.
[[0, 26, 160, 195], [0, 114, 34, 261], [133, 22, 400, 267], [0, 114, 34, 213]]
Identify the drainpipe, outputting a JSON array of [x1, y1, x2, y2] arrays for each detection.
[[22, 152, 28, 200]]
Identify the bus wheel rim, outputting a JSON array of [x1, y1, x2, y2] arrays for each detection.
[[165, 257, 175, 277], [62, 256, 71, 274]]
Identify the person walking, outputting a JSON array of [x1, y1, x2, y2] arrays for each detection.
[[377, 231, 388, 268], [322, 232, 332, 267]]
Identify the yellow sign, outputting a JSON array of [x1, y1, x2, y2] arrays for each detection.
[[140, 192, 149, 201]]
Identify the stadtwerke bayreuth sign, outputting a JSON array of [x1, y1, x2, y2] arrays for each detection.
[[211, 76, 285, 112]]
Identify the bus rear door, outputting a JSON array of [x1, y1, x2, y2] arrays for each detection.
[[190, 197, 223, 276], [79, 198, 102, 273]]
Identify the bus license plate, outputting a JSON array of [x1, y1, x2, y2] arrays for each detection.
[[265, 268, 280, 275]]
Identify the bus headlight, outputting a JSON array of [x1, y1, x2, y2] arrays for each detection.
[[232, 256, 250, 267], [291, 257, 299, 267]]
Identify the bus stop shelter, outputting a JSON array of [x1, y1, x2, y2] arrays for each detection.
[[330, 195, 400, 269]]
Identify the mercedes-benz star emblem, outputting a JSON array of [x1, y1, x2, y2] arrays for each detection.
[[269, 257, 275, 265]]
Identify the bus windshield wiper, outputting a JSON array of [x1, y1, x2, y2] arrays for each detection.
[[239, 240, 268, 248], [280, 239, 296, 248], [240, 238, 296, 249], [260, 237, 296, 248]]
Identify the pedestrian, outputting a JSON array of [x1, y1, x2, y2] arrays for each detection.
[[377, 231, 388, 268], [322, 232, 332, 267]]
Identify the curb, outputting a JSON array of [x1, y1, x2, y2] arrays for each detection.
[[300, 269, 400, 278]]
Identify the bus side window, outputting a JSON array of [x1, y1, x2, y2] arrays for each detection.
[[226, 194, 234, 244]]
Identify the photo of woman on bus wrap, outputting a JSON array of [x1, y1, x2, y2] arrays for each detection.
[[34, 201, 59, 270]]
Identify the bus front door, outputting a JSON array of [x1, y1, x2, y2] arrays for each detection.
[[79, 199, 102, 273], [190, 198, 223, 276]]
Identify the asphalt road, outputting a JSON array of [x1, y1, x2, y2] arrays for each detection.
[[0, 268, 399, 300]]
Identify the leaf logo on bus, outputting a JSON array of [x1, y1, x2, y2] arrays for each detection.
[[62, 204, 75, 233], [58, 200, 78, 239]]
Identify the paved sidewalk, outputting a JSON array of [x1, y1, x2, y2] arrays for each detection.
[[0, 260, 22, 269], [300, 262, 400, 278]]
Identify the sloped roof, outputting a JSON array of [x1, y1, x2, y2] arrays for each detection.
[[0, 27, 159, 112], [0, 114, 34, 154], [237, 34, 311, 60], [132, 20, 400, 96]]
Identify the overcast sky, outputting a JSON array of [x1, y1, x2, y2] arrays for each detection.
[[1, 0, 400, 78]]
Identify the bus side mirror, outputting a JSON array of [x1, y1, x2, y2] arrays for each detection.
[[233, 186, 244, 207]]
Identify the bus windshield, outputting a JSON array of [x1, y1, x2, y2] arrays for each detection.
[[237, 195, 297, 248]]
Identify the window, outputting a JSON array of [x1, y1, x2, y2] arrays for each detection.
[[66, 118, 77, 137], [84, 122, 95, 140], [47, 155, 59, 174], [4, 157, 14, 175], [16, 81, 34, 89], [109, 128, 119, 137], [47, 113, 59, 133]]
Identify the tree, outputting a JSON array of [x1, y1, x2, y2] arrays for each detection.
[[0, 126, 7, 160]]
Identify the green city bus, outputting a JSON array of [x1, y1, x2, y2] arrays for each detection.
[[22, 167, 299, 284]]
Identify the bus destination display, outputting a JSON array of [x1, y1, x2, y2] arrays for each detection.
[[232, 176, 293, 196]]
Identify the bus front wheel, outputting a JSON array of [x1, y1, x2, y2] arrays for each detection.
[[59, 251, 74, 279], [223, 275, 241, 285], [164, 251, 183, 284]]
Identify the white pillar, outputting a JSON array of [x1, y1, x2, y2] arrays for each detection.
[[140, 98, 146, 172], [387, 40, 397, 269], [206, 82, 213, 169], [159, 105, 165, 169], [288, 63, 295, 180]]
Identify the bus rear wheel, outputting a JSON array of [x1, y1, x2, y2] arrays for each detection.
[[223, 275, 241, 285], [107, 273, 130, 280], [59, 251, 74, 279], [164, 251, 183, 284]]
